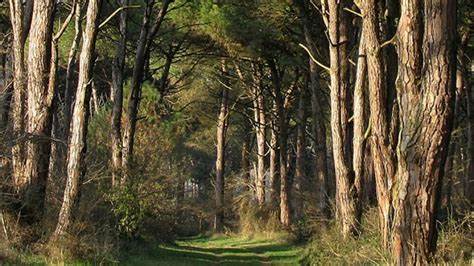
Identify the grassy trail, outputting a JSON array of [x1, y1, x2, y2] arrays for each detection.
[[123, 235, 302, 265]]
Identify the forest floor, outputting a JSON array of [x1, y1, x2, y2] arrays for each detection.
[[123, 234, 303, 265]]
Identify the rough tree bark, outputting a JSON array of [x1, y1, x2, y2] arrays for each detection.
[[52, 0, 102, 239], [351, 27, 367, 226], [214, 64, 229, 233], [358, 0, 397, 247], [392, 0, 456, 263], [23, 0, 55, 223], [323, 0, 358, 236], [110, 0, 128, 186], [8, 0, 32, 193]]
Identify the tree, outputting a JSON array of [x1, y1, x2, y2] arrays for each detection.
[[392, 0, 456, 263], [23, 0, 55, 223], [323, 0, 359, 236], [8, 0, 32, 195], [121, 0, 173, 182], [214, 62, 229, 232], [110, 0, 128, 186], [53, 0, 102, 239], [357, 0, 397, 247], [251, 64, 266, 205]]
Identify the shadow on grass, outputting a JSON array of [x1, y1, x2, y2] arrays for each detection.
[[123, 236, 301, 265]]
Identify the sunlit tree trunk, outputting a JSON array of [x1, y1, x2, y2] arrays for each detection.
[[252, 70, 266, 205], [268, 116, 279, 206], [358, 0, 397, 247], [23, 0, 55, 223], [392, 0, 456, 263], [8, 0, 32, 193], [352, 28, 367, 224], [52, 0, 102, 239], [214, 66, 229, 232], [323, 0, 358, 236]]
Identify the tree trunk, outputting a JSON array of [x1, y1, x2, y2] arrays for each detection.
[[268, 117, 279, 206], [121, 0, 173, 183], [324, 0, 358, 236], [252, 71, 266, 205], [52, 0, 101, 239], [23, 0, 55, 224], [358, 0, 397, 247], [64, 1, 83, 128], [352, 28, 367, 225], [214, 67, 229, 233], [49, 3, 78, 183], [294, 85, 306, 220], [8, 0, 30, 193], [392, 0, 456, 263], [269, 61, 290, 227], [110, 0, 128, 187]]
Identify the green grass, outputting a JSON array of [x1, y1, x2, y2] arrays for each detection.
[[122, 235, 302, 265]]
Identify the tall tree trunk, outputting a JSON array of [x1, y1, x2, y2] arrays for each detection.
[[268, 117, 279, 206], [352, 28, 367, 225], [64, 1, 83, 127], [110, 0, 128, 187], [358, 0, 397, 247], [252, 71, 266, 205], [269, 61, 290, 227], [23, 0, 55, 223], [121, 0, 173, 183], [294, 85, 306, 220], [52, 0, 102, 239], [324, 0, 358, 236], [214, 66, 229, 233], [392, 0, 456, 263], [49, 2, 77, 184], [8, 0, 30, 193]]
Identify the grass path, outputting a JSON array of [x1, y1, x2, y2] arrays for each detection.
[[123, 235, 302, 265]]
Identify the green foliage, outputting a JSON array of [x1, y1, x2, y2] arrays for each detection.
[[108, 185, 147, 238]]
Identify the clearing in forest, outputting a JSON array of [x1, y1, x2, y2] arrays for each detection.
[[123, 235, 303, 265]]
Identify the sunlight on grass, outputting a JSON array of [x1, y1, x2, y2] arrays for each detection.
[[123, 234, 302, 265]]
